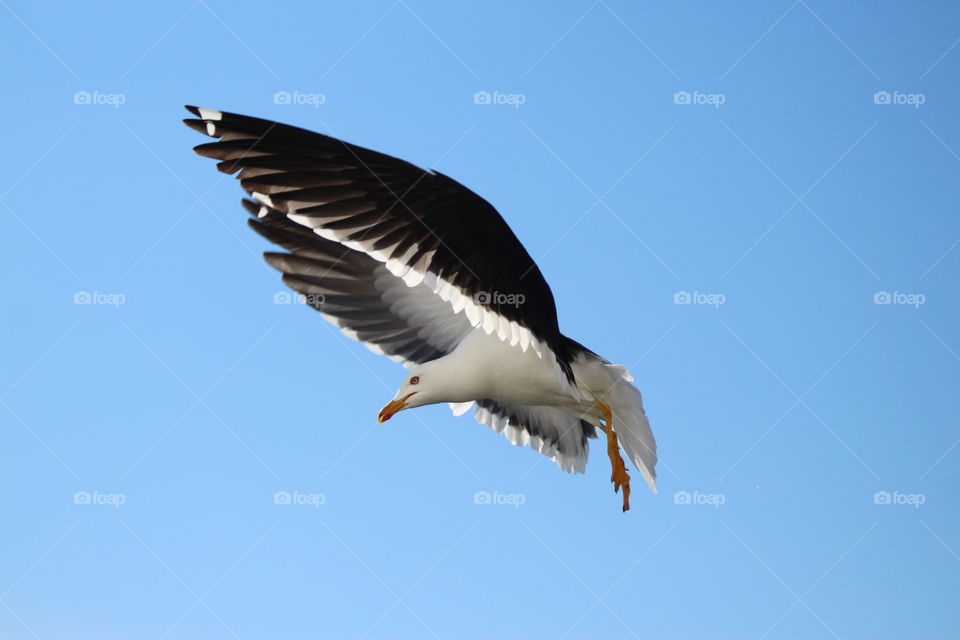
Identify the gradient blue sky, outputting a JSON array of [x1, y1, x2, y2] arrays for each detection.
[[2, 2, 959, 639]]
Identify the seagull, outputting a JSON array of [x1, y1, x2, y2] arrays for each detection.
[[183, 106, 657, 511]]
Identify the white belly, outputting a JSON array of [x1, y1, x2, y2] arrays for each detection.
[[448, 329, 613, 417], [450, 330, 575, 406]]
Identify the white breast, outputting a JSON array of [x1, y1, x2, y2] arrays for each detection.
[[449, 330, 575, 406]]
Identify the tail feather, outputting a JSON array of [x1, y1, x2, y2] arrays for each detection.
[[604, 364, 657, 492]]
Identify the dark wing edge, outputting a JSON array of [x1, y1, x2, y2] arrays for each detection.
[[246, 199, 599, 472], [182, 106, 581, 398], [246, 199, 469, 366], [472, 399, 598, 473]]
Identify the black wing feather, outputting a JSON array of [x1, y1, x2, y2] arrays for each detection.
[[184, 106, 576, 382]]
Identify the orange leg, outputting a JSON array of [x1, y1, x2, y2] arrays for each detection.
[[594, 400, 631, 512]]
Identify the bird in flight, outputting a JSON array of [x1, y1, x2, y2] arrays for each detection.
[[183, 106, 657, 511]]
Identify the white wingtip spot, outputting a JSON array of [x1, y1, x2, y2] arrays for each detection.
[[205, 122, 216, 136], [252, 192, 275, 208], [198, 108, 222, 121]]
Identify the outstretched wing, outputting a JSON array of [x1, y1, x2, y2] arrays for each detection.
[[247, 200, 471, 366], [183, 106, 579, 394], [241, 198, 594, 472], [473, 400, 597, 473]]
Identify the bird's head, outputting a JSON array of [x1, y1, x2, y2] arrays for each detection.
[[377, 365, 434, 423]]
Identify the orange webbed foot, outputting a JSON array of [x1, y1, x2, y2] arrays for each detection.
[[595, 400, 631, 512]]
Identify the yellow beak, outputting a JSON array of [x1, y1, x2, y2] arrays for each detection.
[[378, 392, 416, 423]]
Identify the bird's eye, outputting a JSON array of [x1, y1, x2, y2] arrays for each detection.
[[410, 376, 420, 385]]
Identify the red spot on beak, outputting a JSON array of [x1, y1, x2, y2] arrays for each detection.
[[378, 392, 416, 423]]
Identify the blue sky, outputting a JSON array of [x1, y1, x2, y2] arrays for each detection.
[[2, 1, 959, 638]]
